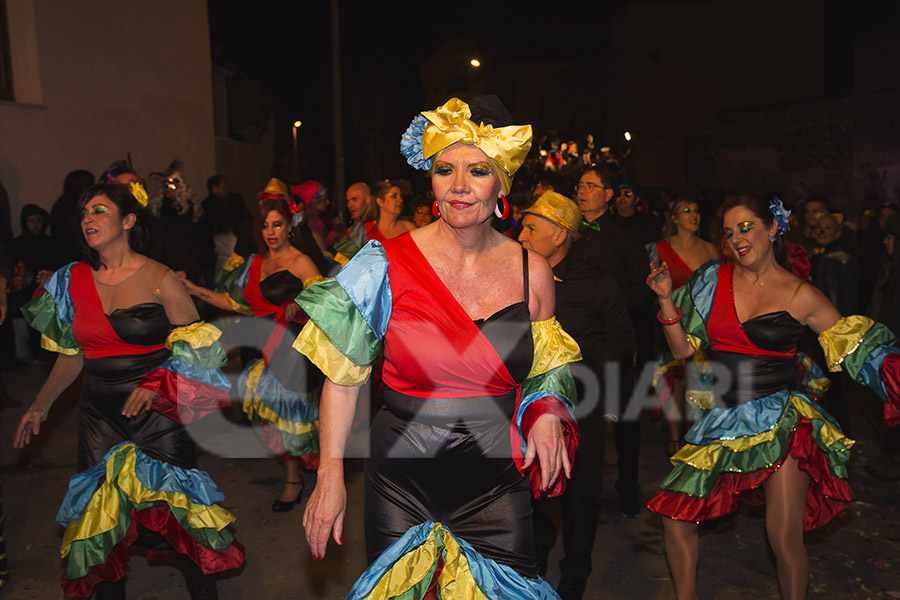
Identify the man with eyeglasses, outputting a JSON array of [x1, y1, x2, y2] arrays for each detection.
[[572, 163, 653, 522]]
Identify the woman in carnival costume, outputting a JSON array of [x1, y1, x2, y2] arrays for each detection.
[[646, 193, 900, 600], [180, 178, 326, 512], [13, 183, 242, 599], [298, 95, 581, 599]]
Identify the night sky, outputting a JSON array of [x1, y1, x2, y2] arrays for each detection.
[[207, 1, 897, 192]]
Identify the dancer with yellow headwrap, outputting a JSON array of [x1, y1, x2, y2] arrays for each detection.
[[297, 96, 581, 599]]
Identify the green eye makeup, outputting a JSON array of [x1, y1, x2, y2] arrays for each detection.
[[81, 205, 109, 218], [724, 221, 756, 240]]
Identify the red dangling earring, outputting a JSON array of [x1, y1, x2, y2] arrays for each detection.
[[494, 196, 510, 220], [432, 201, 441, 219]]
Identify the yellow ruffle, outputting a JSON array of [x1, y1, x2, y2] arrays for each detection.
[[686, 334, 704, 351], [361, 522, 488, 600], [222, 253, 244, 272], [41, 334, 82, 356], [166, 321, 222, 350], [241, 360, 318, 435], [293, 321, 371, 386], [303, 275, 328, 288], [226, 295, 254, 316], [818, 315, 874, 372], [61, 444, 235, 556], [528, 317, 582, 378], [672, 395, 853, 472], [333, 252, 351, 267]]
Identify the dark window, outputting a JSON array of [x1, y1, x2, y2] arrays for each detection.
[[0, 0, 13, 101]]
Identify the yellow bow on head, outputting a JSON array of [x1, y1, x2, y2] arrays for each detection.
[[128, 181, 149, 208], [420, 98, 532, 195]]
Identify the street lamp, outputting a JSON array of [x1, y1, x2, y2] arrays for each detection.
[[470, 58, 481, 67], [293, 120, 302, 155], [624, 131, 632, 142]]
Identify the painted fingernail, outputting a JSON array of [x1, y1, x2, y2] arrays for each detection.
[[338, 537, 343, 545]]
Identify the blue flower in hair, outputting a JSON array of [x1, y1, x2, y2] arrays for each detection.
[[400, 114, 433, 171], [769, 195, 791, 235]]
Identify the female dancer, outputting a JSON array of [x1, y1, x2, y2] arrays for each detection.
[[647, 196, 720, 455], [368, 180, 416, 241], [646, 193, 900, 600], [299, 96, 581, 598], [14, 183, 242, 599], [180, 186, 324, 512]]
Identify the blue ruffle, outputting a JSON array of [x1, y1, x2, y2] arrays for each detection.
[[56, 442, 226, 526], [238, 359, 319, 423], [399, 114, 434, 171], [347, 521, 559, 600], [44, 262, 77, 324], [159, 359, 232, 391], [233, 254, 255, 291], [684, 389, 841, 446], [688, 261, 720, 322], [859, 345, 899, 402], [335, 241, 392, 339]]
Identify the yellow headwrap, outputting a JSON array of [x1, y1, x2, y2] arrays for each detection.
[[420, 98, 532, 195]]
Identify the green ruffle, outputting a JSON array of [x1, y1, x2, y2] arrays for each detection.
[[217, 262, 251, 313], [843, 322, 897, 381], [64, 497, 236, 580], [658, 407, 850, 498], [522, 363, 576, 408], [20, 292, 79, 352], [170, 339, 228, 369], [248, 413, 320, 457], [673, 275, 710, 349], [296, 279, 381, 367]]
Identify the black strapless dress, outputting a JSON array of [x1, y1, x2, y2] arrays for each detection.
[[78, 303, 196, 470], [365, 263, 538, 577]]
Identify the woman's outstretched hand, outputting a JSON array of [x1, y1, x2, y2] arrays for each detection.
[[303, 471, 346, 559], [122, 387, 158, 418], [523, 414, 571, 491], [13, 408, 45, 449], [646, 258, 674, 299]]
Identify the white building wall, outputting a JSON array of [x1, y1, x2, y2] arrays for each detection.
[[0, 0, 214, 233]]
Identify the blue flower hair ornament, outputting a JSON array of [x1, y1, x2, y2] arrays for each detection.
[[400, 114, 433, 171], [769, 195, 791, 235]]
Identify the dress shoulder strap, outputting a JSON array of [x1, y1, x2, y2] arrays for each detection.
[[786, 280, 805, 312], [522, 246, 529, 303]]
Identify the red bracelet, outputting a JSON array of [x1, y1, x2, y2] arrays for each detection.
[[657, 307, 682, 325]]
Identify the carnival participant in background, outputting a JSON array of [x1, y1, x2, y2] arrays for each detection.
[[646, 193, 900, 600], [14, 183, 241, 599], [519, 191, 636, 599], [369, 179, 416, 241], [300, 96, 580, 598], [647, 195, 721, 455], [180, 179, 325, 513]]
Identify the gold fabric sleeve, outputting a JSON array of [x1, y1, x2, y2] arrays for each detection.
[[528, 317, 582, 379], [41, 334, 82, 356], [293, 320, 371, 386], [817, 315, 874, 372]]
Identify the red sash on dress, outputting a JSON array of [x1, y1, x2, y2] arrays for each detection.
[[707, 264, 796, 358], [656, 240, 694, 290], [380, 234, 519, 399], [69, 263, 166, 359]]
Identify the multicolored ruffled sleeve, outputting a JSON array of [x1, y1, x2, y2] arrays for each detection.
[[293, 241, 390, 386], [214, 253, 255, 315], [20, 262, 81, 355], [56, 442, 244, 597], [139, 322, 232, 424], [818, 315, 900, 426], [652, 262, 720, 408], [514, 317, 582, 498]]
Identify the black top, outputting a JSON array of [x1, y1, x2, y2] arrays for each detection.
[[573, 212, 653, 312], [106, 302, 171, 346], [743, 311, 806, 353], [259, 270, 303, 307], [552, 252, 636, 372], [474, 247, 533, 384]]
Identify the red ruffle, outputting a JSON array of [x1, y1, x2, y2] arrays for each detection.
[[62, 504, 244, 597], [142, 369, 230, 424], [880, 353, 900, 427], [521, 397, 579, 499], [647, 421, 854, 530]]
